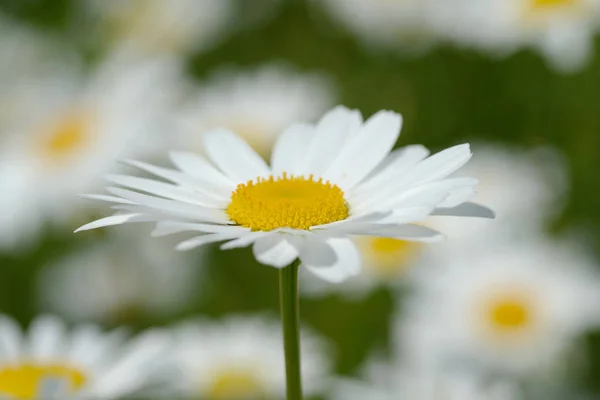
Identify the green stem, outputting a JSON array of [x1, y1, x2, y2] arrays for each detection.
[[279, 259, 303, 400]]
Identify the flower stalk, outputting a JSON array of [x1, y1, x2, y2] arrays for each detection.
[[279, 258, 303, 400]]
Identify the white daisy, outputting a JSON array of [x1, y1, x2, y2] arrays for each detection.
[[37, 226, 201, 323], [0, 53, 181, 251], [0, 314, 169, 399], [173, 64, 336, 158], [318, 0, 433, 51], [401, 235, 600, 375], [81, 0, 235, 57], [332, 364, 518, 400], [76, 105, 493, 283], [427, 0, 600, 72], [171, 315, 331, 399]]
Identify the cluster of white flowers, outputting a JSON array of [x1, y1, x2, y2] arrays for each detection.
[[320, 0, 600, 72], [0, 313, 331, 399]]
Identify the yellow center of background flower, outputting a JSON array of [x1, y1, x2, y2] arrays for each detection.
[[532, 0, 575, 7], [206, 369, 265, 399], [489, 300, 530, 330], [39, 114, 89, 163], [0, 363, 86, 400], [358, 237, 421, 277], [227, 174, 349, 231]]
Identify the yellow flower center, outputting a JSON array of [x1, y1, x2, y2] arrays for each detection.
[[357, 237, 421, 278], [39, 113, 90, 163], [227, 173, 349, 231], [0, 363, 87, 400], [206, 369, 265, 399], [489, 300, 530, 330], [480, 290, 536, 339], [531, 0, 575, 8]]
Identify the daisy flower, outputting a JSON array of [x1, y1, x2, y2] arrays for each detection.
[[173, 64, 336, 158], [37, 226, 201, 323], [332, 364, 518, 400], [81, 0, 235, 57], [401, 235, 600, 375], [170, 315, 331, 399], [76, 105, 493, 283], [0, 314, 169, 399], [427, 0, 600, 72], [0, 53, 181, 251], [318, 0, 433, 51]]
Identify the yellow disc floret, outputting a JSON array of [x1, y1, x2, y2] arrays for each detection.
[[0, 363, 87, 399], [227, 173, 349, 231]]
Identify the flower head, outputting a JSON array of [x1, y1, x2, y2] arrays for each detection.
[[170, 315, 331, 399], [77, 106, 493, 282], [0, 314, 169, 399]]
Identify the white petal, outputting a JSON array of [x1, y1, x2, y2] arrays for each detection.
[[203, 128, 270, 182], [106, 188, 229, 224], [303, 238, 360, 283], [124, 159, 231, 200], [353, 145, 430, 195], [294, 235, 338, 267], [0, 316, 22, 361], [271, 123, 316, 176], [152, 221, 248, 237], [399, 143, 472, 185], [253, 234, 299, 268], [169, 151, 235, 190], [79, 194, 135, 205], [323, 110, 402, 189], [28, 315, 65, 361], [74, 214, 142, 233], [106, 174, 226, 208], [176, 233, 242, 251], [431, 202, 495, 218], [88, 330, 169, 398], [298, 106, 362, 176], [382, 178, 478, 210], [220, 232, 271, 250], [353, 224, 444, 243]]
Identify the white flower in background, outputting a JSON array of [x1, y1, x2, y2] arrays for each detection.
[[174, 64, 336, 158], [0, 53, 182, 251], [0, 14, 79, 133], [429, 144, 567, 248], [37, 226, 201, 323], [76, 106, 493, 283], [332, 363, 518, 400], [302, 143, 559, 298], [0, 314, 169, 399], [171, 315, 331, 399], [319, 0, 432, 51], [426, 0, 600, 72], [300, 235, 425, 298], [401, 235, 600, 375], [82, 0, 235, 57]]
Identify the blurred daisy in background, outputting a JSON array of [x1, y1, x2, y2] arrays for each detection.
[[37, 226, 201, 324], [80, 0, 235, 58], [401, 235, 600, 377], [426, 0, 600, 72], [318, 0, 433, 52], [0, 53, 183, 252], [0, 314, 169, 399], [429, 144, 567, 249], [171, 315, 331, 399], [173, 64, 336, 158], [77, 106, 493, 283], [332, 363, 518, 400], [0, 14, 79, 135]]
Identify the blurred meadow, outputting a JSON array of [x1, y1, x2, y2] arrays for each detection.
[[1, 0, 600, 399]]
